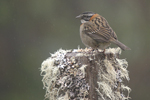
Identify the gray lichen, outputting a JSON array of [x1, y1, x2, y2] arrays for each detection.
[[40, 47, 131, 100]]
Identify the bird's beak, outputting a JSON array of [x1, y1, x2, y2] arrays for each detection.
[[76, 15, 82, 19]]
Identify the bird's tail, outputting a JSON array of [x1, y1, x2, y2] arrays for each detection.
[[111, 39, 131, 50]]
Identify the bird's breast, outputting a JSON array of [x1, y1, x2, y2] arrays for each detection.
[[80, 24, 98, 48]]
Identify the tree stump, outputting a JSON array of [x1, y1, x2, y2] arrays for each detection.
[[41, 47, 131, 100]]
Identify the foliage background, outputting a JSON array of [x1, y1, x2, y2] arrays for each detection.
[[1, 0, 150, 100]]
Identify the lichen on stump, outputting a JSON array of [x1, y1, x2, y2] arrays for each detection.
[[41, 47, 131, 100]]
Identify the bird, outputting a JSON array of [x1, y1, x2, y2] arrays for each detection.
[[76, 11, 130, 51]]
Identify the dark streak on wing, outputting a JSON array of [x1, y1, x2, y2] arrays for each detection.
[[94, 19, 100, 29]]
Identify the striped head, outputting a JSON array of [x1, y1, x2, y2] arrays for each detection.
[[76, 11, 95, 23]]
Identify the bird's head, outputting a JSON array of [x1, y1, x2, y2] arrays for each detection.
[[76, 11, 95, 23]]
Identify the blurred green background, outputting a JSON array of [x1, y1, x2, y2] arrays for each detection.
[[0, 0, 150, 100]]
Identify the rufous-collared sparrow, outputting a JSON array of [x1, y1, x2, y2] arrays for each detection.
[[76, 11, 130, 50]]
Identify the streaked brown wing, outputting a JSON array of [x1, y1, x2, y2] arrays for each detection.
[[83, 22, 116, 43]]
